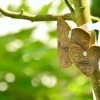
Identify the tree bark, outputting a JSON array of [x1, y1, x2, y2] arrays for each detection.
[[91, 67, 100, 100], [73, 0, 100, 99]]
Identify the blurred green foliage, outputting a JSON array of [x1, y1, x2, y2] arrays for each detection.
[[0, 0, 98, 100], [91, 0, 100, 18], [91, 0, 100, 39]]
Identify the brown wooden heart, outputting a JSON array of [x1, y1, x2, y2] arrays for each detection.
[[68, 44, 100, 76], [57, 17, 72, 68], [57, 18, 91, 68]]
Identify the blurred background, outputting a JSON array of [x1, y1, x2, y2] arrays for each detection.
[[0, 0, 99, 100]]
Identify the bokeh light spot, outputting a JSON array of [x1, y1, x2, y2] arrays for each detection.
[[31, 77, 40, 87], [0, 82, 8, 92], [5, 73, 15, 83], [22, 53, 31, 62], [41, 73, 57, 88], [6, 39, 23, 52]]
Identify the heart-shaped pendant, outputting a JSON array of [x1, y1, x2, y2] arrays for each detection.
[[68, 44, 100, 76], [57, 17, 91, 68]]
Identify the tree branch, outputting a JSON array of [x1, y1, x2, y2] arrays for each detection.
[[73, 0, 100, 99], [64, 0, 74, 12], [91, 16, 100, 22], [0, 6, 73, 22], [91, 67, 100, 100]]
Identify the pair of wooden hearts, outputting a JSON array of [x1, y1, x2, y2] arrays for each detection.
[[57, 17, 100, 76]]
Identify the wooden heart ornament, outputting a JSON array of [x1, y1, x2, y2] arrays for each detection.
[[68, 44, 100, 76], [57, 17, 91, 68], [57, 17, 72, 68]]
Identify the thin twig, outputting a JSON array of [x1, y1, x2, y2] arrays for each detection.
[[91, 16, 100, 22], [64, 0, 74, 12], [0, 6, 73, 22]]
